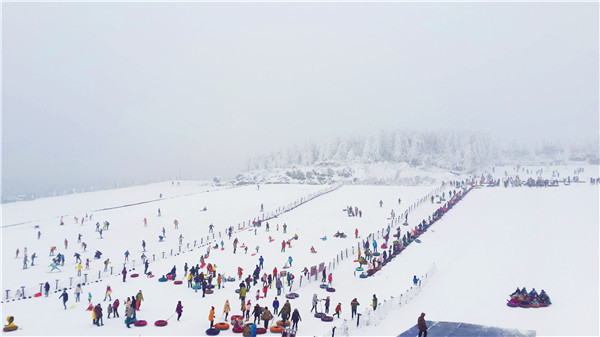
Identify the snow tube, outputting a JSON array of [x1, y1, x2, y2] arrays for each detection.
[[518, 302, 531, 308], [367, 269, 374, 275], [359, 274, 368, 278], [235, 289, 240, 293], [276, 320, 290, 327], [130, 273, 139, 278], [355, 267, 363, 271], [167, 275, 173, 280], [205, 289, 214, 294], [415, 239, 421, 244], [231, 315, 244, 321], [321, 316, 334, 322], [373, 252, 380, 256], [174, 280, 183, 285], [256, 327, 267, 334], [270, 326, 284, 333], [285, 294, 296, 299], [291, 293, 299, 298], [530, 303, 540, 308], [314, 313, 325, 318], [319, 284, 328, 289], [34, 292, 42, 297], [206, 328, 221, 335], [507, 302, 518, 307], [403, 223, 409, 226], [3, 326, 18, 332], [193, 285, 201, 290], [134, 320, 147, 326], [326, 287, 335, 292], [232, 326, 244, 333], [227, 278, 236, 282], [154, 320, 168, 326], [381, 244, 388, 249], [539, 302, 550, 307], [215, 322, 230, 330], [158, 277, 168, 282]]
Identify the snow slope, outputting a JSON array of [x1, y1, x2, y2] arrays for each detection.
[[1, 165, 598, 336]]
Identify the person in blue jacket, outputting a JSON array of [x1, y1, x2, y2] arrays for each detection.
[[413, 275, 419, 286]]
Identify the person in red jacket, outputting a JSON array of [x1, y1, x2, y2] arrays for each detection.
[[333, 303, 342, 318], [418, 312, 427, 337]]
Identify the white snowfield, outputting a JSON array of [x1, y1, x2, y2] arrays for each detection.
[[1, 165, 598, 336]]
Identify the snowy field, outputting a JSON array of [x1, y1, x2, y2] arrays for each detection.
[[1, 164, 598, 336]]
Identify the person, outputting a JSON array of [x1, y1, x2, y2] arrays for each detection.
[[355, 228, 358, 238], [288, 256, 293, 267], [44, 282, 50, 297], [279, 300, 291, 323], [261, 306, 273, 329], [324, 296, 330, 314], [75, 284, 82, 302], [259, 256, 264, 270], [176, 301, 183, 321], [208, 306, 215, 328], [272, 297, 279, 315], [418, 312, 428, 337], [122, 267, 127, 282], [328, 273, 333, 286], [136, 290, 143, 310], [334, 303, 342, 318], [107, 303, 113, 319], [311, 294, 318, 312], [252, 303, 262, 325], [372, 294, 378, 310], [94, 303, 104, 326], [113, 299, 120, 318], [104, 286, 112, 301], [223, 299, 231, 320], [31, 252, 37, 266], [59, 289, 69, 309], [413, 275, 419, 286], [351, 298, 360, 318], [291, 308, 301, 330], [125, 304, 134, 328]]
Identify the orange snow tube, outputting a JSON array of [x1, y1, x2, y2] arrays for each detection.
[[215, 322, 230, 330], [270, 326, 284, 333]]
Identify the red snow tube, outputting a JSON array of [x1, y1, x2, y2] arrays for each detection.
[[206, 328, 220, 335], [130, 273, 139, 278], [381, 244, 388, 249], [270, 326, 284, 333], [321, 316, 334, 322], [174, 280, 183, 285], [231, 315, 244, 321], [232, 326, 244, 333], [34, 292, 42, 297], [256, 327, 267, 334], [154, 320, 168, 326], [167, 275, 173, 280], [134, 320, 147, 326], [215, 322, 230, 330]]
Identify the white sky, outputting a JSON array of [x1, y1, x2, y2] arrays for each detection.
[[2, 2, 598, 197]]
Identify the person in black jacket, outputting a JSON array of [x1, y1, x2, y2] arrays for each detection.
[[59, 289, 68, 309], [291, 308, 301, 330], [252, 303, 262, 325]]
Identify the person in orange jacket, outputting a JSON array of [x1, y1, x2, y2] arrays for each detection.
[[208, 306, 215, 328]]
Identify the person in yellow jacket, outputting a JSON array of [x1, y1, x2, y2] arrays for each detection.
[[77, 263, 82, 276], [92, 304, 97, 325], [187, 273, 193, 288], [208, 306, 215, 328], [223, 300, 231, 320]]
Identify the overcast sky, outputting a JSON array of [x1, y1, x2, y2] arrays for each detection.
[[2, 2, 598, 198]]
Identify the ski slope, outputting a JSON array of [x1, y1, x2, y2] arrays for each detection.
[[1, 165, 598, 336]]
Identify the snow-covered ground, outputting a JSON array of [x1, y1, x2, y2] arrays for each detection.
[[1, 164, 598, 336]]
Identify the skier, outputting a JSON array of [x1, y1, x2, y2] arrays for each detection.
[[176, 301, 183, 321]]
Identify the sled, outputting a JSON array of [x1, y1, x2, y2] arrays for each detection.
[[415, 239, 421, 243], [69, 304, 77, 309], [221, 248, 225, 250], [34, 292, 42, 297]]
